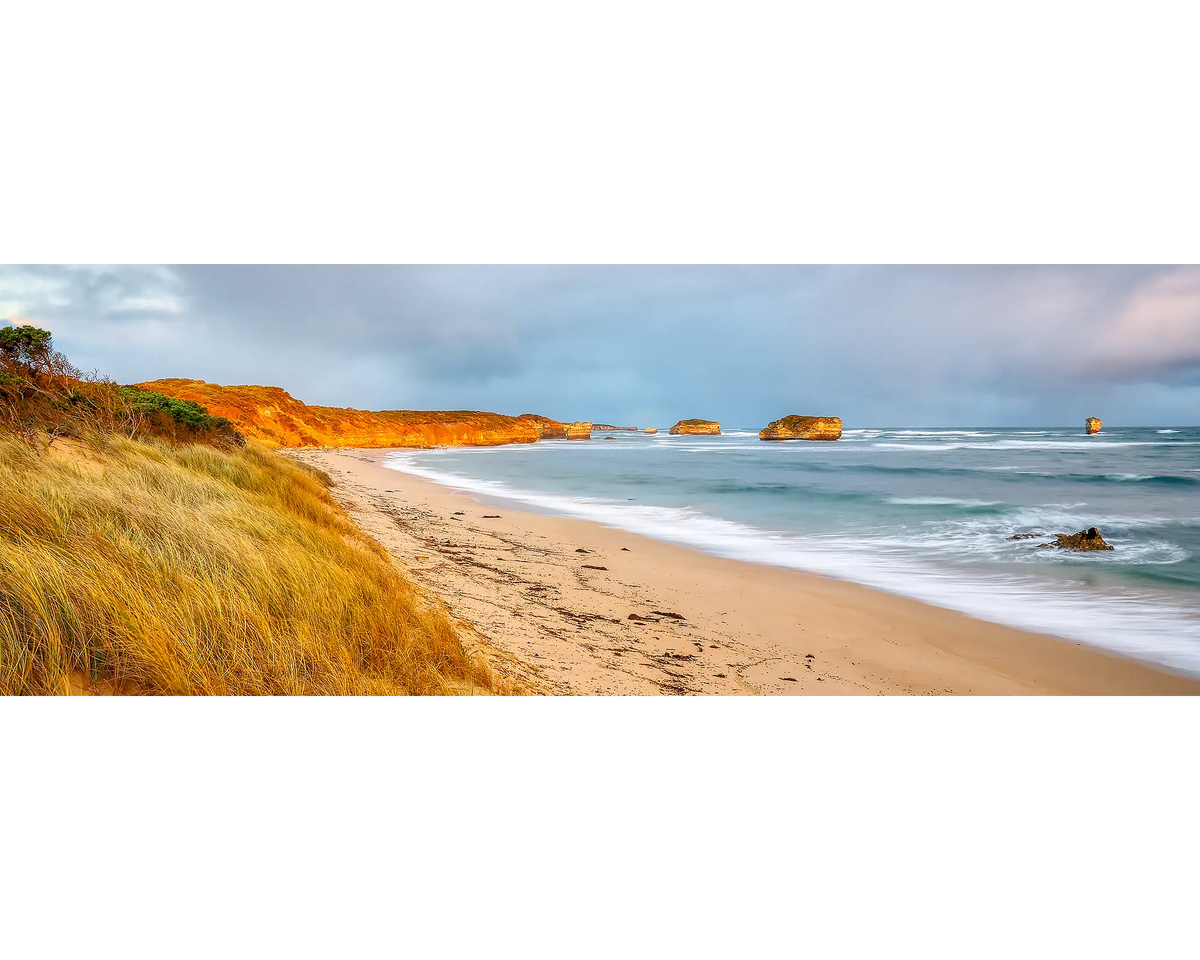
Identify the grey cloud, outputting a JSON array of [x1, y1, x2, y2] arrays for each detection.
[[2, 265, 1198, 426]]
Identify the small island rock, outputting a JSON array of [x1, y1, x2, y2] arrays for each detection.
[[644, 427, 658, 434], [565, 421, 593, 440], [759, 415, 843, 441], [1085, 417, 1102, 435], [669, 419, 721, 435]]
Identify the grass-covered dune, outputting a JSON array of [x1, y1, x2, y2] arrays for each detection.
[[0, 433, 498, 695]]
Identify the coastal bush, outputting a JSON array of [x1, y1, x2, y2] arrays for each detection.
[[117, 387, 243, 445], [0, 324, 243, 447], [0, 434, 498, 695]]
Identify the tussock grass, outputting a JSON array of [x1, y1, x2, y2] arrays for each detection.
[[0, 435, 497, 695]]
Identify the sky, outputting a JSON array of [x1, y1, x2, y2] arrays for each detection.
[[2, 264, 1198, 427]]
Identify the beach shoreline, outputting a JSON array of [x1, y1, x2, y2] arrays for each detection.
[[286, 447, 1200, 695]]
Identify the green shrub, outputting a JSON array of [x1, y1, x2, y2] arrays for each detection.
[[118, 388, 243, 445]]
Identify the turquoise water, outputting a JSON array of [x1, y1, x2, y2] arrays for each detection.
[[382, 427, 1200, 676]]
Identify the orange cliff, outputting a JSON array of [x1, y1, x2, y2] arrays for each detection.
[[520, 413, 569, 439], [136, 379, 551, 449]]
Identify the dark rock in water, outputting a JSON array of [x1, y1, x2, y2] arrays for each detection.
[[1017, 527, 1114, 551], [1052, 527, 1114, 551]]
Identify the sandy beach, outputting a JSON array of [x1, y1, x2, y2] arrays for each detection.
[[286, 447, 1200, 695]]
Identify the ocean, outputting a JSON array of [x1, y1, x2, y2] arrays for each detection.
[[381, 426, 1200, 677]]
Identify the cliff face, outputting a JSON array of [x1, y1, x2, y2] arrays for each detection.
[[759, 415, 843, 441], [1085, 417, 1102, 435], [565, 421, 593, 440], [668, 419, 721, 435], [519, 413, 568, 439], [136, 379, 543, 449]]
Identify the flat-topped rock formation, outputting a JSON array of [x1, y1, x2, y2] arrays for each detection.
[[519, 413, 568, 439], [644, 427, 658, 434], [137, 378, 545, 449], [565, 421, 593, 440], [759, 415, 843, 441], [1085, 417, 1102, 435], [592, 424, 637, 431], [669, 419, 721, 435]]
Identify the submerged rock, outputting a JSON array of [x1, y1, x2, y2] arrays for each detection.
[[1085, 417, 1102, 435], [759, 415, 843, 441], [565, 421, 593, 440], [669, 419, 721, 435], [1011, 527, 1114, 551]]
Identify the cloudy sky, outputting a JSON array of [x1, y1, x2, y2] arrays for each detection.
[[2, 265, 1198, 427]]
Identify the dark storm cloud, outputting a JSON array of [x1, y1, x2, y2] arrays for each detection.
[[2, 265, 1198, 426]]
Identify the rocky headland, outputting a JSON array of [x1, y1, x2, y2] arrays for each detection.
[[1085, 417, 1102, 435], [759, 415, 843, 441], [669, 419, 721, 435], [137, 379, 547, 449], [519, 413, 568, 439], [592, 424, 638, 431]]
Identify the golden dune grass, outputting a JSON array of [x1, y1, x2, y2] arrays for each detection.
[[0, 434, 499, 695]]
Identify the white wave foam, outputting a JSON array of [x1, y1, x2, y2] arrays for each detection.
[[382, 454, 1200, 676], [873, 440, 1200, 451], [887, 497, 1001, 507], [885, 430, 998, 437]]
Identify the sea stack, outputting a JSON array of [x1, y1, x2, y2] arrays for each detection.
[[644, 427, 658, 434], [1085, 417, 1102, 435], [565, 421, 593, 440], [669, 419, 721, 435], [759, 415, 843, 441]]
